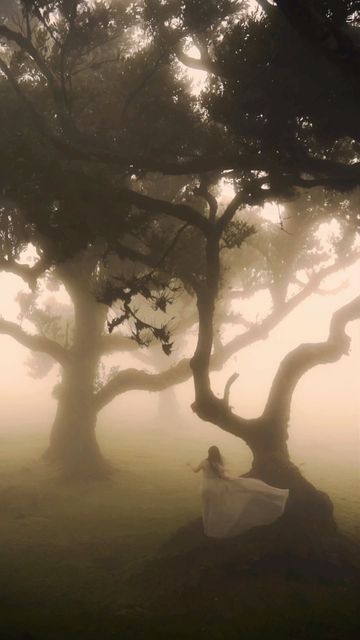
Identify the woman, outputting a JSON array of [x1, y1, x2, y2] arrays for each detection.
[[188, 446, 289, 538]]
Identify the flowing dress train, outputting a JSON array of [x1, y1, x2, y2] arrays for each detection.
[[200, 460, 289, 538]]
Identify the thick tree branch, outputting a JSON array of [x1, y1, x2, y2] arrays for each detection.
[[118, 189, 209, 232], [97, 333, 140, 355], [262, 295, 360, 425], [94, 359, 191, 411], [188, 229, 257, 440], [0, 317, 70, 365]]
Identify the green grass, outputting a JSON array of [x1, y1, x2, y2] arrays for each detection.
[[0, 428, 359, 640]]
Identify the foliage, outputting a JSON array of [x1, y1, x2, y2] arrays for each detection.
[[0, 0, 359, 388], [101, 272, 182, 354]]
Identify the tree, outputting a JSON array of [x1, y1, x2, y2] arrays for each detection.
[[187, 203, 359, 534], [2, 167, 357, 481], [0, 0, 359, 520], [0, 0, 207, 477], [2, 0, 360, 191]]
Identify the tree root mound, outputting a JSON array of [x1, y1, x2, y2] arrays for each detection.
[[129, 515, 360, 607]]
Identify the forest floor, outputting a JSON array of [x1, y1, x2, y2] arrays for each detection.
[[0, 428, 359, 640]]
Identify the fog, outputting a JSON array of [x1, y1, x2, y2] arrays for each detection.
[[1, 263, 359, 537]]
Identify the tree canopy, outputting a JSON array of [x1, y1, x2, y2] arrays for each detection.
[[0, 0, 359, 487]]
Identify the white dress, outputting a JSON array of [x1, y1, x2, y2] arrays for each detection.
[[200, 460, 289, 538]]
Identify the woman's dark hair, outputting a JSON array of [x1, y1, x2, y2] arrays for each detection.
[[207, 446, 223, 477]]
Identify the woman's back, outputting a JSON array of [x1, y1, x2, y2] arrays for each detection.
[[201, 459, 226, 480]]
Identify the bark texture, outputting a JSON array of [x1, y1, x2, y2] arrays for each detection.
[[43, 259, 109, 478]]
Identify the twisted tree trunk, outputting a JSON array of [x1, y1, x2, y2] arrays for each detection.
[[190, 218, 360, 539], [43, 358, 109, 478], [43, 260, 109, 478], [243, 423, 337, 535]]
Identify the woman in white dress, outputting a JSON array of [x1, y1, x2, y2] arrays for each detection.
[[188, 446, 289, 538]]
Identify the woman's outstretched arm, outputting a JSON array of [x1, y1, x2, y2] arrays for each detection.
[[187, 461, 204, 473]]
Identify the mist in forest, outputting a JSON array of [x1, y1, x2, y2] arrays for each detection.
[[1, 1, 360, 638], [1, 262, 359, 538]]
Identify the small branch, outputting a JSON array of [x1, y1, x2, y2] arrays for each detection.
[[223, 372, 239, 406]]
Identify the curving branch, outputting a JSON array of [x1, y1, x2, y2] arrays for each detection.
[[94, 358, 191, 412], [262, 295, 360, 426], [221, 250, 360, 361], [118, 189, 209, 232], [0, 317, 70, 365], [94, 353, 256, 441], [223, 372, 239, 406]]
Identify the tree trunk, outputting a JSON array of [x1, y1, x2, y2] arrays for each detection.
[[244, 422, 337, 536], [43, 363, 110, 479], [43, 256, 109, 479]]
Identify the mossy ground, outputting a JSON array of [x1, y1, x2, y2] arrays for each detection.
[[0, 429, 358, 640]]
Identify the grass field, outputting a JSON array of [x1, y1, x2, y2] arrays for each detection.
[[0, 426, 359, 640]]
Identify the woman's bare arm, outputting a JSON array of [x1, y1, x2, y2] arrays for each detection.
[[187, 461, 204, 473]]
